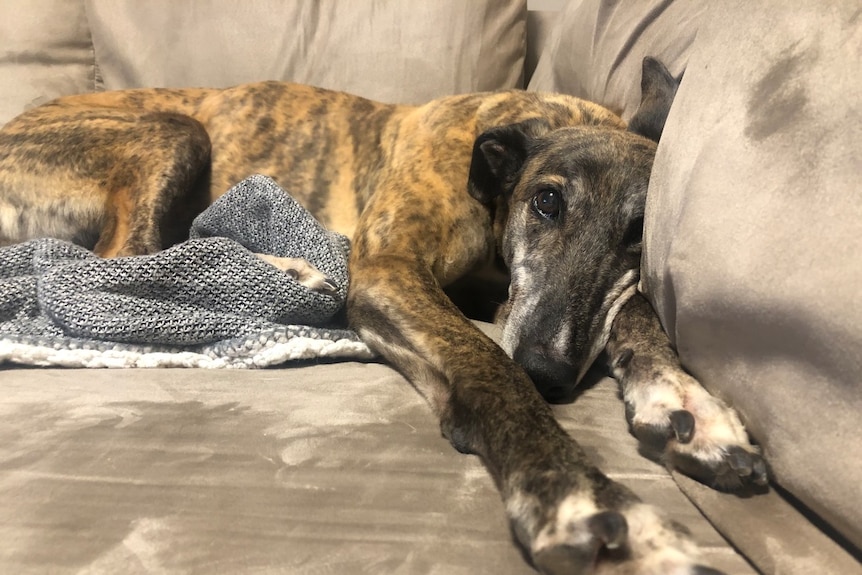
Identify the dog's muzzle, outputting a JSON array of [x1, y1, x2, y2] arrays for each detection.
[[514, 345, 578, 403]]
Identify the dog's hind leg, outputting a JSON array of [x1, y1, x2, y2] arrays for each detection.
[[93, 113, 212, 257], [606, 293, 768, 491], [0, 106, 211, 257], [255, 253, 338, 294]]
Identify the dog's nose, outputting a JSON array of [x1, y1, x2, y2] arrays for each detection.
[[514, 345, 578, 403]]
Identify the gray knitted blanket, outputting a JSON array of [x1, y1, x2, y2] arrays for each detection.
[[0, 175, 374, 368]]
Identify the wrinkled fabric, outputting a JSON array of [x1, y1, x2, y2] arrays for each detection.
[[85, 0, 527, 104], [0, 363, 755, 574], [528, 0, 703, 121], [0, 175, 372, 367], [0, 0, 94, 126], [643, 0, 862, 563]]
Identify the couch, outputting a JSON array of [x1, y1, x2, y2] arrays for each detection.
[[1, 1, 859, 574]]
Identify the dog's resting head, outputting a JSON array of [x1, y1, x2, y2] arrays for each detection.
[[468, 57, 678, 402]]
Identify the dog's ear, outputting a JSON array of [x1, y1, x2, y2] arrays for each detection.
[[468, 118, 551, 204], [627, 57, 681, 142], [620, 184, 647, 254]]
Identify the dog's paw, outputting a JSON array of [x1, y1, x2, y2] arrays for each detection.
[[623, 370, 768, 492], [255, 253, 338, 294], [509, 481, 722, 575]]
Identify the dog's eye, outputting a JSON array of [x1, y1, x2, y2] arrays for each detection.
[[532, 189, 561, 220]]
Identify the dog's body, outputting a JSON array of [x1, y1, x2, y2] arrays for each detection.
[[0, 63, 765, 574]]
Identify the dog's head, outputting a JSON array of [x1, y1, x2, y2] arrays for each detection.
[[468, 57, 679, 402]]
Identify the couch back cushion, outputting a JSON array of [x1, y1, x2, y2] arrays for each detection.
[[642, 0, 862, 555], [527, 0, 703, 121], [85, 0, 526, 105], [0, 0, 95, 126], [0, 0, 526, 126]]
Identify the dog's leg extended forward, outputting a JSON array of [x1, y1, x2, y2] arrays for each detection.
[[349, 257, 709, 574], [347, 144, 717, 572], [607, 294, 768, 491]]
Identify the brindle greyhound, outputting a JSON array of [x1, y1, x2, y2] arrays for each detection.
[[0, 58, 765, 574]]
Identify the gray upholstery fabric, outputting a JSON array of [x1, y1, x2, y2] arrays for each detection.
[[0, 363, 757, 575], [85, 0, 527, 104], [528, 0, 703, 120], [642, 0, 862, 564], [1, 0, 526, 124], [0, 0, 95, 126], [672, 473, 862, 575]]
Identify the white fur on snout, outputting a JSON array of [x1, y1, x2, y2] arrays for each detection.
[[500, 213, 536, 357], [500, 288, 539, 357], [502, 254, 640, 383], [577, 269, 640, 383], [552, 318, 572, 358], [499, 208, 578, 362]]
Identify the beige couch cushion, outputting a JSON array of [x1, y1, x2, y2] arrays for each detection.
[[527, 0, 703, 120], [0, 0, 95, 126], [85, 0, 527, 104], [0, 359, 756, 574], [643, 0, 862, 561]]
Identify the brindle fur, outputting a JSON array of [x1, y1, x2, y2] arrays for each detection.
[[0, 58, 764, 574]]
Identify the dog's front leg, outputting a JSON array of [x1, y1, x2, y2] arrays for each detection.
[[348, 254, 716, 574], [607, 293, 768, 491]]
